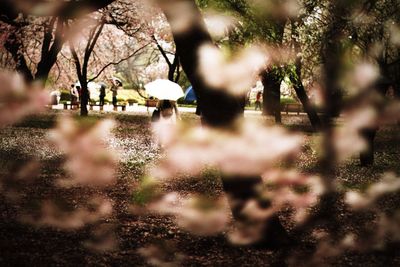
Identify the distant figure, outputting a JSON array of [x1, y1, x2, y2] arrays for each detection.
[[255, 91, 262, 110], [99, 83, 106, 106], [157, 99, 180, 124], [50, 89, 60, 105], [245, 91, 251, 107], [110, 79, 122, 106], [152, 99, 180, 146], [70, 84, 79, 104]]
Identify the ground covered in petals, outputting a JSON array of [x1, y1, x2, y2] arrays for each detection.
[[0, 110, 399, 266]]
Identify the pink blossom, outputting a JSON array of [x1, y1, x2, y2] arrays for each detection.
[[49, 116, 119, 187], [151, 121, 303, 179], [345, 173, 400, 210], [0, 71, 49, 128], [20, 197, 113, 230], [148, 192, 230, 236], [198, 44, 269, 95]]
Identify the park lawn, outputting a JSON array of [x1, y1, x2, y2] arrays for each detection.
[[104, 89, 145, 104], [0, 111, 399, 266]]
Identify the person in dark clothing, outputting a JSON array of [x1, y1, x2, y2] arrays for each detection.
[[99, 83, 106, 106], [70, 84, 79, 105]]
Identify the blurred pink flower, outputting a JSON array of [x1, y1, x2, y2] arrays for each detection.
[[334, 107, 377, 161], [138, 243, 185, 267], [148, 192, 230, 236], [345, 172, 400, 210], [0, 71, 49, 127], [49, 116, 119, 187], [198, 44, 269, 95], [260, 169, 324, 222], [151, 121, 303, 179], [20, 196, 113, 230]]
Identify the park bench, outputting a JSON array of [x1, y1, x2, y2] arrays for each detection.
[[89, 104, 104, 111], [282, 103, 303, 114], [145, 99, 158, 112], [113, 104, 126, 111], [63, 102, 80, 110]]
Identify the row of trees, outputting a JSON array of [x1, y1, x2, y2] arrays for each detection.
[[0, 0, 400, 265], [0, 0, 183, 115], [1, 0, 399, 114]]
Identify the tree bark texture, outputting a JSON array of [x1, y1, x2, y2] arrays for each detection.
[[290, 74, 321, 130], [261, 70, 282, 123]]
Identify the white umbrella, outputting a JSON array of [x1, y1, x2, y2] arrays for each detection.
[[144, 79, 184, 100], [112, 77, 123, 86]]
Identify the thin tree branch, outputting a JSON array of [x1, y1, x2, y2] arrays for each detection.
[[152, 34, 173, 67], [88, 42, 150, 82], [69, 41, 83, 82], [40, 17, 56, 60], [83, 20, 105, 76]]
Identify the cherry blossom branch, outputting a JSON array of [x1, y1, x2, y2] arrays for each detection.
[[88, 42, 151, 83]]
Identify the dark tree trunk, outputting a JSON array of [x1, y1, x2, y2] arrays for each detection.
[[289, 20, 321, 130], [359, 128, 376, 166], [359, 70, 391, 166], [394, 62, 400, 99], [69, 19, 104, 116], [261, 70, 282, 123], [289, 70, 322, 130], [4, 17, 65, 86], [4, 27, 34, 82], [153, 35, 181, 82], [161, 14, 243, 126], [80, 65, 89, 116], [159, 0, 288, 248], [290, 76, 321, 130], [80, 83, 89, 116], [395, 84, 400, 99], [168, 55, 179, 81], [35, 18, 64, 83]]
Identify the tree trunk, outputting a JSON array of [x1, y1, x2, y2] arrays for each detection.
[[289, 72, 321, 130], [359, 128, 376, 166], [159, 0, 288, 248], [4, 27, 34, 82], [168, 55, 179, 81], [289, 19, 321, 130], [261, 70, 282, 123], [4, 18, 65, 86], [359, 67, 391, 166], [80, 83, 89, 116]]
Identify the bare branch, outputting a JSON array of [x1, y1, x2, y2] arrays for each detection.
[[69, 41, 83, 82], [88, 42, 151, 82], [152, 35, 173, 67]]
